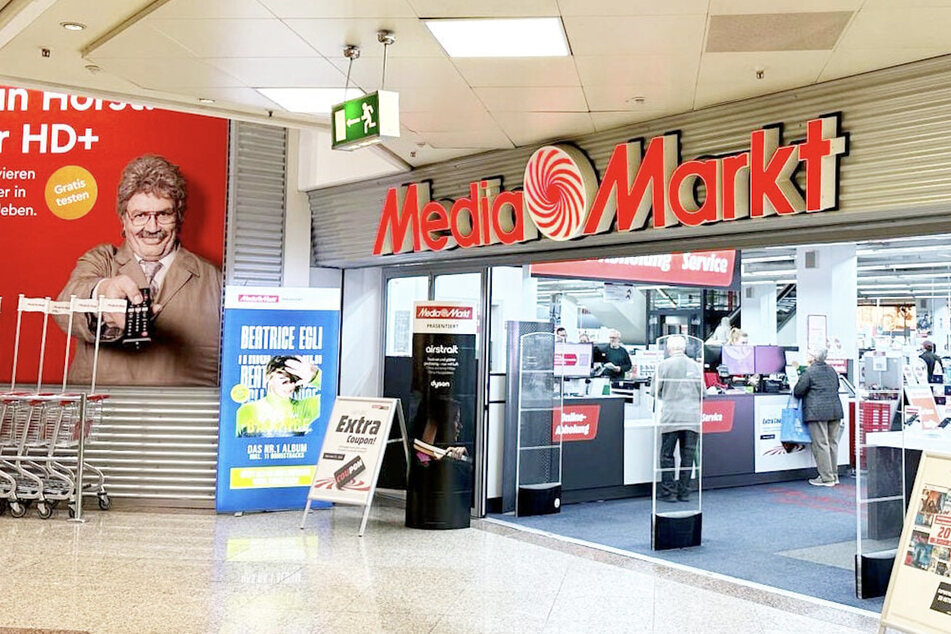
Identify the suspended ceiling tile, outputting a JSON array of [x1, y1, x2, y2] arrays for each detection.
[[327, 56, 467, 90], [206, 57, 346, 88], [286, 18, 445, 57], [837, 9, 951, 49], [706, 12, 853, 53], [149, 0, 274, 19], [694, 53, 829, 109], [452, 57, 580, 87], [85, 22, 195, 59], [492, 111, 594, 147], [383, 134, 479, 166], [583, 84, 694, 112], [574, 54, 699, 86], [819, 48, 950, 81], [474, 86, 588, 112], [258, 0, 417, 18], [590, 111, 669, 132], [863, 0, 951, 9], [93, 57, 244, 89], [148, 18, 318, 57], [401, 108, 499, 132], [697, 50, 827, 87], [710, 0, 862, 14], [421, 128, 514, 150], [407, 0, 559, 17], [391, 85, 483, 112], [564, 16, 706, 56], [177, 86, 283, 110], [558, 0, 708, 16]]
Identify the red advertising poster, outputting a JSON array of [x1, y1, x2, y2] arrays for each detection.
[[0, 86, 228, 386], [702, 400, 735, 434], [530, 251, 737, 288]]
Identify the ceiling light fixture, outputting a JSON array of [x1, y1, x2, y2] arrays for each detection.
[[424, 17, 569, 58], [61, 22, 86, 31], [198, 97, 215, 104], [255, 87, 365, 115]]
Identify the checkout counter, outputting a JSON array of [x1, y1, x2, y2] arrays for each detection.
[[554, 345, 852, 504]]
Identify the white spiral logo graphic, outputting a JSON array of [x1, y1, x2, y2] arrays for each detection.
[[523, 145, 596, 241]]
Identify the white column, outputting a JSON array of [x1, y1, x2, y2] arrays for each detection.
[[930, 297, 950, 356], [282, 129, 313, 287], [740, 283, 778, 345], [795, 245, 857, 361]]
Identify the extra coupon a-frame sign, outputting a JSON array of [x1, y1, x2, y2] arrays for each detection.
[[300, 396, 408, 536], [880, 452, 951, 633]]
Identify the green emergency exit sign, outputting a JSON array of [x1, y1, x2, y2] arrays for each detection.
[[331, 90, 400, 150]]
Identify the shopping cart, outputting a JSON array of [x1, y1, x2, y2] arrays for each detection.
[[45, 393, 110, 515]]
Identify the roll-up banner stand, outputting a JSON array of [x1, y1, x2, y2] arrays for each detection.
[[406, 301, 477, 530], [215, 287, 340, 513], [881, 452, 951, 633]]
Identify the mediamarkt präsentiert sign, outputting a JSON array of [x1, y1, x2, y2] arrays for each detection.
[[372, 115, 848, 256]]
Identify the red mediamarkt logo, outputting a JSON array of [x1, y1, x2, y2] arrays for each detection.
[[702, 400, 735, 434], [238, 294, 279, 303], [552, 405, 600, 442], [373, 116, 848, 255], [415, 305, 473, 320]]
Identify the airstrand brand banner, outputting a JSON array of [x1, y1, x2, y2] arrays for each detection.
[[373, 115, 848, 255], [531, 251, 737, 288], [407, 301, 477, 529], [216, 286, 341, 513]]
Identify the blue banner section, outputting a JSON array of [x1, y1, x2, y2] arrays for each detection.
[[215, 288, 340, 513]]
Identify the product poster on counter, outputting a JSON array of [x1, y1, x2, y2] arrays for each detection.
[[753, 396, 849, 473], [0, 85, 228, 387], [406, 301, 477, 529], [216, 287, 340, 513], [882, 452, 951, 633]]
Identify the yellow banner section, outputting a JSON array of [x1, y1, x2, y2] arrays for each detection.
[[230, 465, 315, 489]]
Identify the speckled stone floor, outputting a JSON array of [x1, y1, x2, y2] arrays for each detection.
[[0, 501, 880, 633]]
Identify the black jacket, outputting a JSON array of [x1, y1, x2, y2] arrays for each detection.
[[921, 351, 943, 379], [793, 361, 844, 423]]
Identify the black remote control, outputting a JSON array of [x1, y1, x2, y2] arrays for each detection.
[[121, 287, 153, 349]]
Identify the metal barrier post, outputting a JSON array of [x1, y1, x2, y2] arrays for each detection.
[[67, 393, 87, 524]]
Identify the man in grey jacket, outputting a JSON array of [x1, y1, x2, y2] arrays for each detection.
[[654, 336, 703, 502], [793, 348, 844, 486]]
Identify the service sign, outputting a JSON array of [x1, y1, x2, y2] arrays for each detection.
[[531, 251, 737, 288], [308, 397, 397, 506], [373, 115, 848, 255], [882, 452, 951, 633]]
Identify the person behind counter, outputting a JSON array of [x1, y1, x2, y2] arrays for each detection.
[[793, 347, 844, 487], [921, 340, 944, 382], [600, 329, 632, 379], [728, 328, 749, 345]]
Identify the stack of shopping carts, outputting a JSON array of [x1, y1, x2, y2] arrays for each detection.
[[0, 392, 111, 519], [0, 294, 115, 520]]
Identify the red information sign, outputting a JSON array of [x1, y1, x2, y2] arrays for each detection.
[[530, 251, 737, 288]]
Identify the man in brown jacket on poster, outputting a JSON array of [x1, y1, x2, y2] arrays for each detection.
[[56, 155, 222, 386]]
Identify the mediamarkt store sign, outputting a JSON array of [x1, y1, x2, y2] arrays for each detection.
[[372, 115, 848, 256]]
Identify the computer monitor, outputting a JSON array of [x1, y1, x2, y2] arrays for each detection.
[[754, 345, 786, 375], [722, 344, 754, 375], [555, 342, 594, 377], [703, 344, 723, 370]]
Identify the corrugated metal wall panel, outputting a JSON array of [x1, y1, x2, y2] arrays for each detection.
[[226, 121, 287, 285], [44, 387, 220, 504], [309, 55, 951, 268]]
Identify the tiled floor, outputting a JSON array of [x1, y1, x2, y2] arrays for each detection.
[[0, 501, 880, 633]]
